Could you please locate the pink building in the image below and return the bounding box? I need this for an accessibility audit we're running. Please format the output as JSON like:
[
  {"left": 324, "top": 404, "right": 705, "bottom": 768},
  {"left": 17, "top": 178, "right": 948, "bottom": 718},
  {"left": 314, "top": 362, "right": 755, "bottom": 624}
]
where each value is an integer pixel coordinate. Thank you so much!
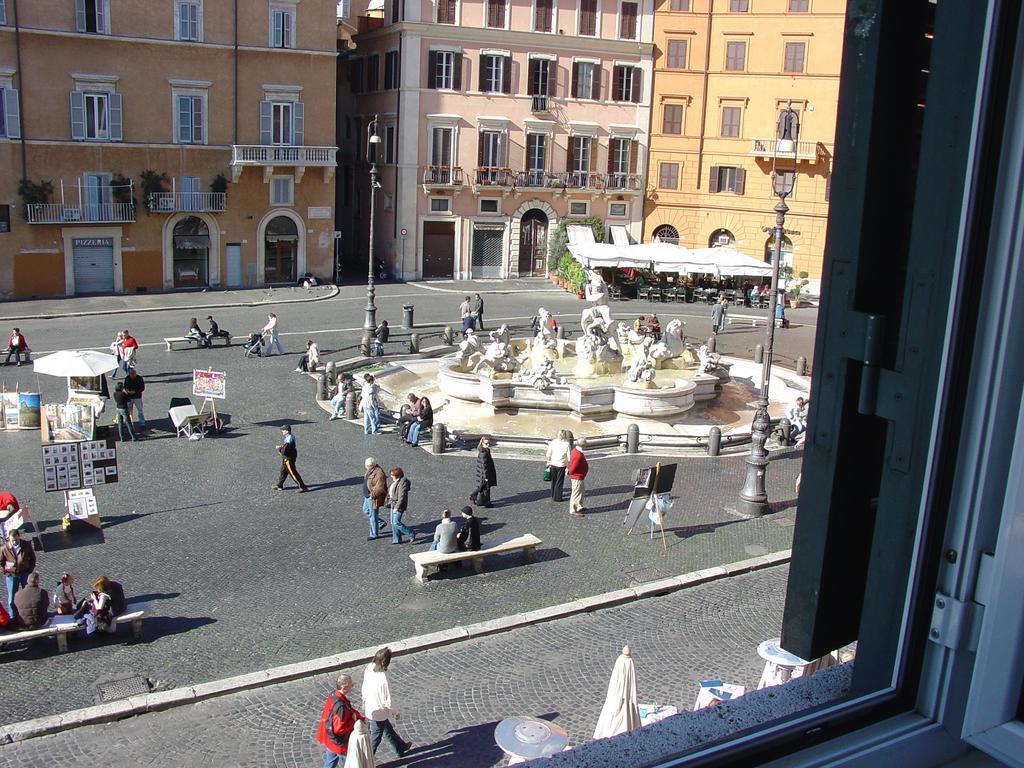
[{"left": 352, "top": 0, "right": 653, "bottom": 279}]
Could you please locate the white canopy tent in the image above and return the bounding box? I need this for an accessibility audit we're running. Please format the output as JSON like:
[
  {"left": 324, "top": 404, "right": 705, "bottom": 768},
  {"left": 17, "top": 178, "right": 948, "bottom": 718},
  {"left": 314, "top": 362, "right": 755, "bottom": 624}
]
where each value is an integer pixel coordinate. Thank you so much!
[{"left": 567, "top": 241, "right": 773, "bottom": 278}]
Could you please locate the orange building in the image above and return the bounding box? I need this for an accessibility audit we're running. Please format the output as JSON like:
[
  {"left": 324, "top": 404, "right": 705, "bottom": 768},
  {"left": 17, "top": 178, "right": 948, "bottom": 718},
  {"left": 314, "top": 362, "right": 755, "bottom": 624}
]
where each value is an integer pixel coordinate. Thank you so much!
[
  {"left": 0, "top": 0, "right": 338, "bottom": 298},
  {"left": 643, "top": 0, "right": 845, "bottom": 281}
]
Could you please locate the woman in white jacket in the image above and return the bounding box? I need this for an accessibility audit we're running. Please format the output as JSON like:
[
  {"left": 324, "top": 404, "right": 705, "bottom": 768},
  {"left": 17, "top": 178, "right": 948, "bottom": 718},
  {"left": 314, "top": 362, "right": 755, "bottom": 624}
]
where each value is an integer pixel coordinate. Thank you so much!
[
  {"left": 545, "top": 429, "right": 572, "bottom": 503},
  {"left": 360, "top": 647, "right": 411, "bottom": 757}
]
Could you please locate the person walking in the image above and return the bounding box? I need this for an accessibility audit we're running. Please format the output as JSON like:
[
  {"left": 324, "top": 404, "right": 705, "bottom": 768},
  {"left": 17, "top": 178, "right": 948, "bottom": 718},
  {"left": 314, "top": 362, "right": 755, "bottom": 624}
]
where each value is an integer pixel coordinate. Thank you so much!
[
  {"left": 362, "top": 457, "right": 388, "bottom": 540},
  {"left": 262, "top": 313, "right": 284, "bottom": 356},
  {"left": 386, "top": 467, "right": 416, "bottom": 544},
  {"left": 470, "top": 436, "right": 497, "bottom": 508},
  {"left": 2, "top": 529, "right": 35, "bottom": 618},
  {"left": 274, "top": 425, "right": 309, "bottom": 492},
  {"left": 360, "top": 647, "right": 412, "bottom": 758},
  {"left": 471, "top": 292, "right": 485, "bottom": 331},
  {"left": 545, "top": 430, "right": 572, "bottom": 503},
  {"left": 120, "top": 329, "right": 139, "bottom": 374},
  {"left": 456, "top": 506, "right": 481, "bottom": 551},
  {"left": 568, "top": 437, "right": 590, "bottom": 517},
  {"left": 372, "top": 320, "right": 389, "bottom": 357},
  {"left": 711, "top": 297, "right": 727, "bottom": 334},
  {"left": 316, "top": 673, "right": 365, "bottom": 768},
  {"left": 405, "top": 396, "right": 433, "bottom": 446},
  {"left": 123, "top": 368, "right": 146, "bottom": 428},
  {"left": 360, "top": 374, "right": 381, "bottom": 435},
  {"left": 459, "top": 296, "right": 474, "bottom": 337},
  {"left": 3, "top": 328, "right": 28, "bottom": 366},
  {"left": 113, "top": 382, "right": 136, "bottom": 442}
]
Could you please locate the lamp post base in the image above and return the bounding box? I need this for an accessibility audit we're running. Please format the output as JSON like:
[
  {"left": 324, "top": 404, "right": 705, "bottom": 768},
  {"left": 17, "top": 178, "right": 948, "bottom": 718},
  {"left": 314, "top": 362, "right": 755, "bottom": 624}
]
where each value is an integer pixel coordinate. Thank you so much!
[{"left": 737, "top": 400, "right": 771, "bottom": 517}]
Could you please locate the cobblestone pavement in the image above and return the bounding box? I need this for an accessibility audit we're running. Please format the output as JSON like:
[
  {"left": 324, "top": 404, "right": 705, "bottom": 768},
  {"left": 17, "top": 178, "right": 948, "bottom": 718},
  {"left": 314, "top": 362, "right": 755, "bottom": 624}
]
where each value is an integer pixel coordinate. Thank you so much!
[
  {"left": 0, "top": 290, "right": 806, "bottom": 724},
  {"left": 0, "top": 565, "right": 791, "bottom": 768}
]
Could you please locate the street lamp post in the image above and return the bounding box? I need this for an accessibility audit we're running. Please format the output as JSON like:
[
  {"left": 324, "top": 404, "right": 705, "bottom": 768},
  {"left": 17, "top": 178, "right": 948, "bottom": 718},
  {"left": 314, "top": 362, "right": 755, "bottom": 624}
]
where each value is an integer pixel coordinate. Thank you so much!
[
  {"left": 362, "top": 114, "right": 382, "bottom": 355},
  {"left": 737, "top": 103, "right": 799, "bottom": 517}
]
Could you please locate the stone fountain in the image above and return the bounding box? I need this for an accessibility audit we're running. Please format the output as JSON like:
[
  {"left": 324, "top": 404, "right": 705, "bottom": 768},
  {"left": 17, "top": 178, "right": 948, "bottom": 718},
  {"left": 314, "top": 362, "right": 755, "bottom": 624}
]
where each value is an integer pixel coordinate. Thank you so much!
[{"left": 436, "top": 271, "right": 731, "bottom": 421}]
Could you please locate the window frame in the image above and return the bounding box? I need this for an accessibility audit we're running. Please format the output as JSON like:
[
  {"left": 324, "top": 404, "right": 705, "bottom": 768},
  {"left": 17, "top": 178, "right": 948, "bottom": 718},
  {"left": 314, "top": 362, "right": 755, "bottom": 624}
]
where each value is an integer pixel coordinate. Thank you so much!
[
  {"left": 608, "top": 201, "right": 628, "bottom": 217},
  {"left": 729, "top": 0, "right": 749, "bottom": 11},
  {"left": 175, "top": 0, "right": 203, "bottom": 42},
  {"left": 658, "top": 161, "right": 679, "bottom": 190},
  {"left": 572, "top": 60, "right": 599, "bottom": 101},
  {"left": 270, "top": 175, "right": 294, "bottom": 206},
  {"left": 618, "top": 0, "right": 638, "bottom": 41},
  {"left": 84, "top": 91, "right": 110, "bottom": 140},
  {"left": 533, "top": 0, "right": 555, "bottom": 33},
  {"left": 436, "top": 0, "right": 458, "bottom": 24},
  {"left": 384, "top": 50, "right": 400, "bottom": 90},
  {"left": 577, "top": 0, "right": 599, "bottom": 37},
  {"left": 783, "top": 41, "right": 807, "bottom": 73},
  {"left": 173, "top": 91, "right": 207, "bottom": 145},
  {"left": 568, "top": 200, "right": 590, "bottom": 216},
  {"left": 75, "top": 0, "right": 110, "bottom": 35},
  {"left": 270, "top": 101, "right": 294, "bottom": 145},
  {"left": 725, "top": 40, "right": 747, "bottom": 71},
  {"left": 429, "top": 196, "right": 453, "bottom": 213},
  {"left": 478, "top": 197, "right": 501, "bottom": 215},
  {"left": 668, "top": 0, "right": 690, "bottom": 10},
  {"left": 526, "top": 132, "right": 547, "bottom": 185},
  {"left": 485, "top": 0, "right": 509, "bottom": 29},
  {"left": 269, "top": 5, "right": 296, "bottom": 49},
  {"left": 662, "top": 103, "right": 684, "bottom": 135},
  {"left": 788, "top": 0, "right": 809, "bottom": 11},
  {"left": 666, "top": 38, "right": 688, "bottom": 69},
  {"left": 480, "top": 53, "right": 506, "bottom": 94},
  {"left": 720, "top": 105, "right": 742, "bottom": 137},
  {"left": 434, "top": 50, "right": 456, "bottom": 90},
  {"left": 612, "top": 64, "right": 641, "bottom": 103}
]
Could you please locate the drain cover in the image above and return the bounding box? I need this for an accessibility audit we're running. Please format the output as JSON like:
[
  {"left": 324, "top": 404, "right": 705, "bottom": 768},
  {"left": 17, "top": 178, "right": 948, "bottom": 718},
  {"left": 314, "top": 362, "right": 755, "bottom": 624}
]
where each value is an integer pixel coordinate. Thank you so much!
[{"left": 97, "top": 676, "right": 152, "bottom": 702}]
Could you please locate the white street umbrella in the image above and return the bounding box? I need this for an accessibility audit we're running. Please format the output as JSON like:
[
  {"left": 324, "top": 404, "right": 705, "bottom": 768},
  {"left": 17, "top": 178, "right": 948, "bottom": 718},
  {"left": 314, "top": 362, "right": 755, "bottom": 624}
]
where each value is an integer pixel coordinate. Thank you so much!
[
  {"left": 344, "top": 720, "right": 376, "bottom": 768},
  {"left": 593, "top": 646, "right": 641, "bottom": 739},
  {"left": 33, "top": 350, "right": 119, "bottom": 378}
]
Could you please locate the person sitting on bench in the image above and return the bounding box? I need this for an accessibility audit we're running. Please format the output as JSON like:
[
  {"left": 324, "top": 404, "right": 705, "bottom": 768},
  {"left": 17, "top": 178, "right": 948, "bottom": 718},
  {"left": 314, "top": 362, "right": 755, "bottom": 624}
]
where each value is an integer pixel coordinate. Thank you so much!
[
  {"left": 76, "top": 576, "right": 126, "bottom": 635},
  {"left": 456, "top": 506, "right": 481, "bottom": 552},
  {"left": 13, "top": 572, "right": 49, "bottom": 630},
  {"left": 206, "top": 316, "right": 230, "bottom": 342},
  {"left": 187, "top": 317, "right": 211, "bottom": 348},
  {"left": 296, "top": 340, "right": 321, "bottom": 373},
  {"left": 406, "top": 397, "right": 433, "bottom": 446},
  {"left": 428, "top": 508, "right": 459, "bottom": 553},
  {"left": 329, "top": 373, "right": 356, "bottom": 420}
]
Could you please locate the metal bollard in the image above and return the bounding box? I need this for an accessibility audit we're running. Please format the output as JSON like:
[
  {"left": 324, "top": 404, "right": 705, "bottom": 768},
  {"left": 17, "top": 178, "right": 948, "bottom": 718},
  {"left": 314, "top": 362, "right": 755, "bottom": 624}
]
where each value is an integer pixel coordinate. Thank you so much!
[
  {"left": 626, "top": 423, "right": 640, "bottom": 454},
  {"left": 344, "top": 390, "right": 357, "bottom": 419},
  {"left": 556, "top": 324, "right": 565, "bottom": 340},
  {"left": 707, "top": 426, "right": 721, "bottom": 456},
  {"left": 779, "top": 418, "right": 792, "bottom": 445},
  {"left": 360, "top": 330, "right": 372, "bottom": 357},
  {"left": 409, "top": 333, "right": 420, "bottom": 353},
  {"left": 796, "top": 356, "right": 807, "bottom": 376},
  {"left": 706, "top": 335, "right": 717, "bottom": 353},
  {"left": 403, "top": 304, "right": 415, "bottom": 328},
  {"left": 442, "top": 326, "right": 454, "bottom": 345},
  {"left": 317, "top": 374, "right": 328, "bottom": 401},
  {"left": 432, "top": 423, "right": 446, "bottom": 454},
  {"left": 754, "top": 344, "right": 764, "bottom": 364}
]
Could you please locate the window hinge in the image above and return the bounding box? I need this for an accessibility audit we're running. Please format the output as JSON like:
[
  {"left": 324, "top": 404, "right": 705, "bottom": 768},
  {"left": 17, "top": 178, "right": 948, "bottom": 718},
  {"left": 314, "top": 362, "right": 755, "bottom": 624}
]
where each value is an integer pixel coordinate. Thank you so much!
[{"left": 928, "top": 592, "right": 982, "bottom": 651}]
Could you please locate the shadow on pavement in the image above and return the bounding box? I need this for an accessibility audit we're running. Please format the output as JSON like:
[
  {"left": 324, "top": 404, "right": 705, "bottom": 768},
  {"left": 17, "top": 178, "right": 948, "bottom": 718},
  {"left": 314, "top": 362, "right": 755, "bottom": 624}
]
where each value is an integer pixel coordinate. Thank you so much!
[
  {"left": 250, "top": 418, "right": 316, "bottom": 427},
  {"left": 380, "top": 718, "right": 507, "bottom": 768},
  {"left": 667, "top": 519, "right": 745, "bottom": 539}
]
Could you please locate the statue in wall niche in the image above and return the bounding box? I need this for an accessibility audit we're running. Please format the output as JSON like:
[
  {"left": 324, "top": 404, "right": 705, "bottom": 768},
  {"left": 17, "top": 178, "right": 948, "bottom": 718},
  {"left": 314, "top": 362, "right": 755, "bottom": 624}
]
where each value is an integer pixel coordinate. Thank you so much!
[
  {"left": 515, "top": 357, "right": 565, "bottom": 391},
  {"left": 456, "top": 328, "right": 483, "bottom": 369},
  {"left": 626, "top": 336, "right": 657, "bottom": 385},
  {"left": 650, "top": 319, "right": 688, "bottom": 362},
  {"left": 697, "top": 344, "right": 722, "bottom": 374}
]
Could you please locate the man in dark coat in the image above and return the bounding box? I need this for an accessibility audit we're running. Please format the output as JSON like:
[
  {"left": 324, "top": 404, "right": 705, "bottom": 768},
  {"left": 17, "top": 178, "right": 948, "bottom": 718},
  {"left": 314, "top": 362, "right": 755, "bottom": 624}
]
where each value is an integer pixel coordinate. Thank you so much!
[
  {"left": 2, "top": 529, "right": 36, "bottom": 618},
  {"left": 470, "top": 437, "right": 496, "bottom": 508},
  {"left": 363, "top": 457, "right": 388, "bottom": 540},
  {"left": 274, "top": 425, "right": 309, "bottom": 492},
  {"left": 456, "top": 506, "right": 481, "bottom": 551},
  {"left": 13, "top": 572, "right": 49, "bottom": 630}
]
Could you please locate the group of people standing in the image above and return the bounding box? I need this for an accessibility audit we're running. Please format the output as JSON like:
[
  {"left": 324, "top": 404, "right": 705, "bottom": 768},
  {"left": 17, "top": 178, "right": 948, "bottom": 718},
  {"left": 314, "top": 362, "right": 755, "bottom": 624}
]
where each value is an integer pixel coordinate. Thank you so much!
[
  {"left": 545, "top": 432, "right": 590, "bottom": 517},
  {"left": 458, "top": 293, "right": 485, "bottom": 336}
]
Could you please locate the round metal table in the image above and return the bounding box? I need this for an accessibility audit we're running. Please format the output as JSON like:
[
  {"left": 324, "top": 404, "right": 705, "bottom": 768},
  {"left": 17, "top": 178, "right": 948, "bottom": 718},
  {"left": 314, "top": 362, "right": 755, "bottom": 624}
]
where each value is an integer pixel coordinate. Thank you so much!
[{"left": 495, "top": 716, "right": 569, "bottom": 763}]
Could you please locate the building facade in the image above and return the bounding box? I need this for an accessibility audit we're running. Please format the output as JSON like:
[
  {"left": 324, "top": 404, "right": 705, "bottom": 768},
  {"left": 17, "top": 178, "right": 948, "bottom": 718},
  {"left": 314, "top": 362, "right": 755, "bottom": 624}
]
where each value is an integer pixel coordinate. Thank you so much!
[
  {"left": 352, "top": 0, "right": 654, "bottom": 280},
  {"left": 0, "top": 0, "right": 338, "bottom": 299},
  {"left": 643, "top": 0, "right": 844, "bottom": 280}
]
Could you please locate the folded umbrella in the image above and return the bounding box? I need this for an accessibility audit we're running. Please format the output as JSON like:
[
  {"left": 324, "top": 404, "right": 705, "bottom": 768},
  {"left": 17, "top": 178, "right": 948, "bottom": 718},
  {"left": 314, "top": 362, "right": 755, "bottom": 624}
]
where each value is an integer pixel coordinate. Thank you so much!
[
  {"left": 344, "top": 720, "right": 376, "bottom": 768},
  {"left": 33, "top": 350, "right": 119, "bottom": 378},
  {"left": 593, "top": 645, "right": 641, "bottom": 739}
]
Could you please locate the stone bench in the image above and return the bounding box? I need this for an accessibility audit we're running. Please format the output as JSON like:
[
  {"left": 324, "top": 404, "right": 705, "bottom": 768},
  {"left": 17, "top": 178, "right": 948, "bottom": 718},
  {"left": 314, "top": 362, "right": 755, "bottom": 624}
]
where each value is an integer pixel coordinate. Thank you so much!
[
  {"left": 164, "top": 335, "right": 231, "bottom": 351},
  {"left": 409, "top": 534, "right": 542, "bottom": 583},
  {"left": 0, "top": 601, "right": 149, "bottom": 653},
  {"left": 727, "top": 315, "right": 770, "bottom": 327}
]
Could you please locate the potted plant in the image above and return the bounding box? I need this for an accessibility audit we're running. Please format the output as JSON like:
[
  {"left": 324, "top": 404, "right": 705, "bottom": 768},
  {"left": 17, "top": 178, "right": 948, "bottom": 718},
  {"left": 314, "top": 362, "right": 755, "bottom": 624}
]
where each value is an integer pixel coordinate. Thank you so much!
[
  {"left": 210, "top": 173, "right": 228, "bottom": 211},
  {"left": 139, "top": 170, "right": 170, "bottom": 213},
  {"left": 18, "top": 178, "right": 54, "bottom": 220}
]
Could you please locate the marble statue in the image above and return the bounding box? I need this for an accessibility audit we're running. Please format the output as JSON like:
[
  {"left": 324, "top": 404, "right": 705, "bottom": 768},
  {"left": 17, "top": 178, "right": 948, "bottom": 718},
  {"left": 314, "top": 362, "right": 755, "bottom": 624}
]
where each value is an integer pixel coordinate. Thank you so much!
[
  {"left": 456, "top": 328, "right": 483, "bottom": 369},
  {"left": 534, "top": 308, "right": 557, "bottom": 347},
  {"left": 515, "top": 357, "right": 565, "bottom": 391},
  {"left": 650, "top": 319, "right": 687, "bottom": 362},
  {"left": 697, "top": 344, "right": 722, "bottom": 374},
  {"left": 489, "top": 324, "right": 511, "bottom": 346},
  {"left": 475, "top": 326, "right": 520, "bottom": 375},
  {"left": 626, "top": 336, "right": 657, "bottom": 386},
  {"left": 583, "top": 270, "right": 610, "bottom": 307}
]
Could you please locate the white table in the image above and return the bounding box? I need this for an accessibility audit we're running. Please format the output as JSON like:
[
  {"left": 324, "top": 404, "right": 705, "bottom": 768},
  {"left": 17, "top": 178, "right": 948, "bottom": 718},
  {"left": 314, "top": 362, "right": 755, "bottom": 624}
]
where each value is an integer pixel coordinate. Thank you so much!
[
  {"left": 757, "top": 638, "right": 839, "bottom": 689},
  {"left": 692, "top": 683, "right": 746, "bottom": 711},
  {"left": 639, "top": 703, "right": 679, "bottom": 725}
]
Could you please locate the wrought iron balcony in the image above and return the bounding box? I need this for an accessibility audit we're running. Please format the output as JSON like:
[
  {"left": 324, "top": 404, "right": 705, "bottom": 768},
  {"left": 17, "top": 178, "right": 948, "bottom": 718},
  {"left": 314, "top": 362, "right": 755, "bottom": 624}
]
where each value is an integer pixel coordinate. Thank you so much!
[
  {"left": 421, "top": 165, "right": 464, "bottom": 189},
  {"left": 531, "top": 95, "right": 550, "bottom": 113},
  {"left": 25, "top": 202, "right": 135, "bottom": 224},
  {"left": 750, "top": 138, "right": 825, "bottom": 162},
  {"left": 604, "top": 173, "right": 642, "bottom": 192},
  {"left": 473, "top": 167, "right": 515, "bottom": 189},
  {"left": 148, "top": 192, "right": 226, "bottom": 213},
  {"left": 517, "top": 170, "right": 549, "bottom": 188},
  {"left": 230, "top": 144, "right": 338, "bottom": 182}
]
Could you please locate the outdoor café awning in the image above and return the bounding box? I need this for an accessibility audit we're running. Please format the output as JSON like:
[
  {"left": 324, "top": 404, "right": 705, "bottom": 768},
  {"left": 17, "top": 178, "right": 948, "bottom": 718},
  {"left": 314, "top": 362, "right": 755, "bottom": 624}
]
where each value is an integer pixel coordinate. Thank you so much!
[{"left": 567, "top": 241, "right": 772, "bottom": 277}]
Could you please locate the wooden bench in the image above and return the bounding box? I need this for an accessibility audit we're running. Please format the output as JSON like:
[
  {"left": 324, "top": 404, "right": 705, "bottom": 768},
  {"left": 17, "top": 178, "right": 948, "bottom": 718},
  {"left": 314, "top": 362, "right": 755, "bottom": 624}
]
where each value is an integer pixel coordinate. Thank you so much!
[
  {"left": 409, "top": 534, "right": 542, "bottom": 583},
  {"left": 164, "top": 334, "right": 231, "bottom": 351},
  {"left": 0, "top": 601, "right": 149, "bottom": 653}
]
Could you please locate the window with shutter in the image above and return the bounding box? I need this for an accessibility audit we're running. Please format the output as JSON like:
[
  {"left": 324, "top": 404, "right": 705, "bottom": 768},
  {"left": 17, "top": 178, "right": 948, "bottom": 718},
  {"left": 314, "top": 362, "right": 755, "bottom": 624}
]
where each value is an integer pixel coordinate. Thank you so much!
[
  {"left": 669, "top": 0, "right": 690, "bottom": 9},
  {"left": 573, "top": 62, "right": 597, "bottom": 100},
  {"left": 292, "top": 102, "right": 304, "bottom": 146},
  {"left": 789, "top": 0, "right": 809, "bottom": 11},
  {"left": 270, "top": 7, "right": 294, "bottom": 48},
  {"left": 784, "top": 42, "right": 806, "bottom": 73},
  {"left": 486, "top": 0, "right": 505, "bottom": 28},
  {"left": 658, "top": 162, "right": 679, "bottom": 190},
  {"left": 427, "top": 51, "right": 438, "bottom": 89},
  {"left": 721, "top": 106, "right": 741, "bottom": 137},
  {"left": 729, "top": 0, "right": 749, "bottom": 11},
  {"left": 270, "top": 176, "right": 294, "bottom": 206},
  {"left": 437, "top": 0, "right": 457, "bottom": 24},
  {"left": 0, "top": 88, "right": 19, "bottom": 139},
  {"left": 579, "top": 0, "right": 597, "bottom": 36},
  {"left": 534, "top": 0, "right": 553, "bottom": 31},
  {"left": 0, "top": 0, "right": 6, "bottom": 26},
  {"left": 725, "top": 41, "right": 746, "bottom": 71},
  {"left": 368, "top": 55, "right": 380, "bottom": 91},
  {"left": 176, "top": 95, "right": 204, "bottom": 144},
  {"left": 453, "top": 52, "right": 463, "bottom": 90},
  {"left": 480, "top": 55, "right": 504, "bottom": 93},
  {"left": 526, "top": 134, "right": 546, "bottom": 185},
  {"left": 259, "top": 100, "right": 272, "bottom": 144},
  {"left": 77, "top": 0, "right": 107, "bottom": 33},
  {"left": 107, "top": 93, "right": 122, "bottom": 141},
  {"left": 619, "top": 2, "right": 638, "bottom": 40},
  {"left": 176, "top": 1, "right": 201, "bottom": 41},
  {"left": 734, "top": 167, "right": 746, "bottom": 194},
  {"left": 708, "top": 165, "right": 719, "bottom": 193},
  {"left": 384, "top": 51, "right": 399, "bottom": 90},
  {"left": 662, "top": 104, "right": 683, "bottom": 134},
  {"left": 631, "top": 68, "right": 642, "bottom": 103},
  {"left": 667, "top": 40, "right": 687, "bottom": 69},
  {"left": 503, "top": 56, "right": 512, "bottom": 93},
  {"left": 270, "top": 102, "right": 294, "bottom": 145}
]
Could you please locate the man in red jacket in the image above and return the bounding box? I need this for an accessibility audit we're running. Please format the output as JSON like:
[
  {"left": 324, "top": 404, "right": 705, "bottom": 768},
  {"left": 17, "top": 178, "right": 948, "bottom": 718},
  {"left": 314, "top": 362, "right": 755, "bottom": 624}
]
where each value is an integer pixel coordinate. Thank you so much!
[
  {"left": 316, "top": 673, "right": 364, "bottom": 767},
  {"left": 568, "top": 438, "right": 589, "bottom": 517}
]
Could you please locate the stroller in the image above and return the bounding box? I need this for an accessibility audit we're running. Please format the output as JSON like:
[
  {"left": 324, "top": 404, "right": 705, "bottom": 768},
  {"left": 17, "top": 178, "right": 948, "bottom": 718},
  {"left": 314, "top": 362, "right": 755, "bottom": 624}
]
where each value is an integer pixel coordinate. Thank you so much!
[{"left": 242, "top": 332, "right": 267, "bottom": 358}]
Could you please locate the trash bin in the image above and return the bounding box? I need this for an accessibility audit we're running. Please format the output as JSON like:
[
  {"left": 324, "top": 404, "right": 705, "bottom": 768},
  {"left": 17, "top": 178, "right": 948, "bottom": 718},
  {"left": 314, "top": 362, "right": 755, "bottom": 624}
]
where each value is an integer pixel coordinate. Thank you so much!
[{"left": 403, "top": 304, "right": 415, "bottom": 329}]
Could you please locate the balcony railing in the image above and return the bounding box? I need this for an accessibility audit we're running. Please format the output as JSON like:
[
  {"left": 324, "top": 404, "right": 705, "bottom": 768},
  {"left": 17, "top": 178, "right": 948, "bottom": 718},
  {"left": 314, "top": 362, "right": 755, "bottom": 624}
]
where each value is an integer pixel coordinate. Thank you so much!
[
  {"left": 148, "top": 192, "right": 226, "bottom": 213},
  {"left": 25, "top": 202, "right": 136, "bottom": 224},
  {"left": 422, "top": 165, "right": 464, "bottom": 186},
  {"left": 231, "top": 145, "right": 337, "bottom": 166},
  {"left": 531, "top": 95, "right": 550, "bottom": 113},
  {"left": 604, "top": 172, "right": 642, "bottom": 192},
  {"left": 474, "top": 167, "right": 515, "bottom": 187},
  {"left": 750, "top": 138, "right": 824, "bottom": 161}
]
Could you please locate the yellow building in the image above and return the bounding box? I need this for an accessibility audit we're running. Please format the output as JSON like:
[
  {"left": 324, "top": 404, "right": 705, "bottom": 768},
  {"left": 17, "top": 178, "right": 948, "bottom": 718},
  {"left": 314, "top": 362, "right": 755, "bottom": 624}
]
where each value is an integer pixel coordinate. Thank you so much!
[
  {"left": 0, "top": 0, "right": 338, "bottom": 298},
  {"left": 643, "top": 0, "right": 845, "bottom": 281}
]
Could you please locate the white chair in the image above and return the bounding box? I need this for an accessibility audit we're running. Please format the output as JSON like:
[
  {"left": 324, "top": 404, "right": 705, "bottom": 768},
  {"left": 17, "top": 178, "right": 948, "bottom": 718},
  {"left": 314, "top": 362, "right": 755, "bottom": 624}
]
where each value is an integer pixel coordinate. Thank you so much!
[{"left": 169, "top": 404, "right": 206, "bottom": 439}]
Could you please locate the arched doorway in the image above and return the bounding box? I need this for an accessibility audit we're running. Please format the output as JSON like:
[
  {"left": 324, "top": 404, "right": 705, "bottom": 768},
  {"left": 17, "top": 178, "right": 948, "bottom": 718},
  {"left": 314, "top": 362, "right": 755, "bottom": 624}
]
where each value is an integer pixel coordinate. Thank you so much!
[
  {"left": 764, "top": 234, "right": 793, "bottom": 266},
  {"left": 264, "top": 216, "right": 298, "bottom": 283},
  {"left": 709, "top": 228, "right": 735, "bottom": 248},
  {"left": 652, "top": 225, "right": 679, "bottom": 245},
  {"left": 173, "top": 216, "right": 210, "bottom": 288},
  {"left": 518, "top": 209, "right": 549, "bottom": 276}
]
